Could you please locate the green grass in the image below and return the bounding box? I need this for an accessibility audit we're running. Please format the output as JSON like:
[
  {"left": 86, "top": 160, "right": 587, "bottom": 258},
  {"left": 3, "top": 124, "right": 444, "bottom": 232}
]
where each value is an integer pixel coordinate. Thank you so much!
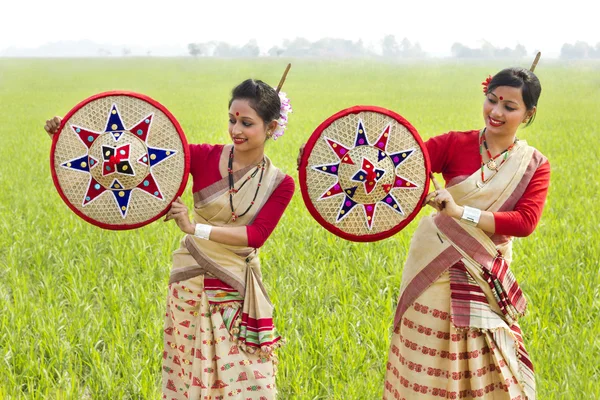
[{"left": 0, "top": 58, "right": 598, "bottom": 399}]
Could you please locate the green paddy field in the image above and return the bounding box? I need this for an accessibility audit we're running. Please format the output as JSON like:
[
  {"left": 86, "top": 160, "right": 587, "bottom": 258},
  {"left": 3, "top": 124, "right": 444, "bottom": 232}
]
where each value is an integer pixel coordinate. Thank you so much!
[{"left": 0, "top": 58, "right": 598, "bottom": 399}]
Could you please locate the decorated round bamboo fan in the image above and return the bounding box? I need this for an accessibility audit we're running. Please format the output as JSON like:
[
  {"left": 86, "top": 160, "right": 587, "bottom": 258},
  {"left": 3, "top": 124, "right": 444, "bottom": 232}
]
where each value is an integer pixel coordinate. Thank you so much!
[
  {"left": 299, "top": 106, "right": 430, "bottom": 242},
  {"left": 50, "top": 91, "right": 190, "bottom": 230}
]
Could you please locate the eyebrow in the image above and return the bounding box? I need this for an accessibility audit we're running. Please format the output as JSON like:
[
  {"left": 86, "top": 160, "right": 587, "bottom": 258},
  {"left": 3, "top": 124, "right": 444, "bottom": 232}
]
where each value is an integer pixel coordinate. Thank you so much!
[{"left": 489, "top": 92, "right": 519, "bottom": 106}]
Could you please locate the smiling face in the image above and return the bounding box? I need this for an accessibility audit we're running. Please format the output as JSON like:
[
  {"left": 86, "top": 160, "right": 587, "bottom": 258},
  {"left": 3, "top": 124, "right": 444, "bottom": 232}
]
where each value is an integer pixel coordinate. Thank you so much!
[
  {"left": 483, "top": 85, "right": 535, "bottom": 137},
  {"left": 228, "top": 99, "right": 272, "bottom": 152}
]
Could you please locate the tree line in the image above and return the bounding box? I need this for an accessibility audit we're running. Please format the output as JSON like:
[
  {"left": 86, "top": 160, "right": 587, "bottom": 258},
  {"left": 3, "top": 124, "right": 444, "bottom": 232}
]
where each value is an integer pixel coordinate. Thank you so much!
[
  {"left": 188, "top": 36, "right": 425, "bottom": 58},
  {"left": 559, "top": 41, "right": 600, "bottom": 59},
  {"left": 188, "top": 37, "right": 600, "bottom": 59}
]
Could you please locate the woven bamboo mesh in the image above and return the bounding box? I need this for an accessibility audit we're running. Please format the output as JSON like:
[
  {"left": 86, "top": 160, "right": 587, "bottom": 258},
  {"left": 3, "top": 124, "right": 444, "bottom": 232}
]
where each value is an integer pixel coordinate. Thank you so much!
[
  {"left": 305, "top": 111, "right": 426, "bottom": 236},
  {"left": 53, "top": 96, "right": 186, "bottom": 226}
]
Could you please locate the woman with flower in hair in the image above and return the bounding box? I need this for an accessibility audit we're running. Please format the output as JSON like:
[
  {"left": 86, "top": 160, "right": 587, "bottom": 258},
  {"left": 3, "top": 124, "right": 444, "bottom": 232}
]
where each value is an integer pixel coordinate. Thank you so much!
[
  {"left": 46, "top": 78, "right": 293, "bottom": 399},
  {"left": 295, "top": 65, "right": 548, "bottom": 399},
  {"left": 159, "top": 78, "right": 294, "bottom": 399},
  {"left": 44, "top": 77, "right": 293, "bottom": 399},
  {"left": 381, "top": 67, "right": 549, "bottom": 400}
]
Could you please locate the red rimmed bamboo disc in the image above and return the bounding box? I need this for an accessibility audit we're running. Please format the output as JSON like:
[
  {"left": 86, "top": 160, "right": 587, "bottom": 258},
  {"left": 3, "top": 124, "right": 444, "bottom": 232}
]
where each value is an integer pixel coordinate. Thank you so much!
[
  {"left": 50, "top": 91, "right": 190, "bottom": 230},
  {"left": 299, "top": 106, "right": 430, "bottom": 242}
]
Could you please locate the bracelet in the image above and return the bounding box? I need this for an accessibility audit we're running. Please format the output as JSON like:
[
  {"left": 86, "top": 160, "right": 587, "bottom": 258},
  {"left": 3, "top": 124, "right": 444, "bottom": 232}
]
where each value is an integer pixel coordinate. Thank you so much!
[
  {"left": 194, "top": 223, "right": 212, "bottom": 240},
  {"left": 461, "top": 206, "right": 481, "bottom": 226}
]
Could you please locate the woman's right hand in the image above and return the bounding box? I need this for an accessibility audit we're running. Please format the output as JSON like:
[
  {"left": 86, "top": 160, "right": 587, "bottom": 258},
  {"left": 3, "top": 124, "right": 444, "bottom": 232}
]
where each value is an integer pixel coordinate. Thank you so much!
[
  {"left": 164, "top": 196, "right": 195, "bottom": 235},
  {"left": 44, "top": 116, "right": 62, "bottom": 139},
  {"left": 296, "top": 143, "right": 305, "bottom": 170}
]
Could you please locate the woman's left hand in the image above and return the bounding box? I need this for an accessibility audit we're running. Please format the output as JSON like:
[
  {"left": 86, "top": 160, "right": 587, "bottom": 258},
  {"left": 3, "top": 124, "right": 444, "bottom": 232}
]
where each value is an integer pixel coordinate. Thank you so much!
[
  {"left": 423, "top": 173, "right": 463, "bottom": 219},
  {"left": 164, "top": 197, "right": 195, "bottom": 234}
]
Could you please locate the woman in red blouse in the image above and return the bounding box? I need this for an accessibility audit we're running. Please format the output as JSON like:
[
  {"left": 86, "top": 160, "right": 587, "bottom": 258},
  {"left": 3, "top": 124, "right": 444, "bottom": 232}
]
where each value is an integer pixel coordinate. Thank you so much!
[
  {"left": 160, "top": 79, "right": 294, "bottom": 399},
  {"left": 383, "top": 67, "right": 548, "bottom": 400},
  {"left": 45, "top": 79, "right": 294, "bottom": 399}
]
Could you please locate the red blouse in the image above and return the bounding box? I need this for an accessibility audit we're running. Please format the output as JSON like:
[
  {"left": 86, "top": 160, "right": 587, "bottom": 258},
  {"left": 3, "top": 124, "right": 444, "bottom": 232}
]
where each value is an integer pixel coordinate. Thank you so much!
[
  {"left": 425, "top": 130, "right": 550, "bottom": 237},
  {"left": 189, "top": 144, "right": 295, "bottom": 248}
]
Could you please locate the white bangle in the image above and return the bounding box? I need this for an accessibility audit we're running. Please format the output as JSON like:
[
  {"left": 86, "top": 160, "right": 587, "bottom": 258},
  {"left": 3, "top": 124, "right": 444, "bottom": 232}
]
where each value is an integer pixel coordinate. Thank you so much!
[
  {"left": 194, "top": 223, "right": 212, "bottom": 240},
  {"left": 461, "top": 206, "right": 481, "bottom": 226}
]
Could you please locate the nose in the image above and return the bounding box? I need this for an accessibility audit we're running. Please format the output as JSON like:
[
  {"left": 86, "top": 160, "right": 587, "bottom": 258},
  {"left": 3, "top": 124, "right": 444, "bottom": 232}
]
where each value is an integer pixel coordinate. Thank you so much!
[
  {"left": 489, "top": 103, "right": 502, "bottom": 119},
  {"left": 231, "top": 122, "right": 243, "bottom": 135}
]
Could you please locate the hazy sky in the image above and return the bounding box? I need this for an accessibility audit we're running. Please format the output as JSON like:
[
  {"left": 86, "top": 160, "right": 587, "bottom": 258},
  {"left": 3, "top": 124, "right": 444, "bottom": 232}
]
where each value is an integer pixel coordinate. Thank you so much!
[{"left": 3, "top": 0, "right": 598, "bottom": 57}]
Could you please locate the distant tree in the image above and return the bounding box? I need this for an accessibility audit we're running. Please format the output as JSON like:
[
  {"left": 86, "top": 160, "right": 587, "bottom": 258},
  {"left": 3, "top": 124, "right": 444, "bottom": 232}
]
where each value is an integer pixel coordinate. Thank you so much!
[
  {"left": 239, "top": 39, "right": 260, "bottom": 57},
  {"left": 188, "top": 40, "right": 258, "bottom": 58},
  {"left": 514, "top": 44, "right": 524, "bottom": 58},
  {"left": 573, "top": 41, "right": 592, "bottom": 58},
  {"left": 560, "top": 41, "right": 593, "bottom": 59},
  {"left": 280, "top": 37, "right": 312, "bottom": 57},
  {"left": 451, "top": 42, "right": 484, "bottom": 58},
  {"left": 122, "top": 47, "right": 131, "bottom": 56},
  {"left": 213, "top": 42, "right": 234, "bottom": 57},
  {"left": 481, "top": 41, "right": 496, "bottom": 58},
  {"left": 267, "top": 46, "right": 284, "bottom": 57},
  {"left": 560, "top": 43, "right": 576, "bottom": 59},
  {"left": 198, "top": 41, "right": 217, "bottom": 57},
  {"left": 451, "top": 42, "right": 468, "bottom": 57},
  {"left": 399, "top": 38, "right": 411, "bottom": 53},
  {"left": 188, "top": 43, "right": 202, "bottom": 57},
  {"left": 398, "top": 38, "right": 425, "bottom": 58},
  {"left": 382, "top": 35, "right": 400, "bottom": 57},
  {"left": 213, "top": 42, "right": 231, "bottom": 57}
]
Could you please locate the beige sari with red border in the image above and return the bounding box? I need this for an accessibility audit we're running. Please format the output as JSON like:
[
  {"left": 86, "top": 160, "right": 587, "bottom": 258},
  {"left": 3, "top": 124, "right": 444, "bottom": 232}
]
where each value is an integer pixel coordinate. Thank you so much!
[
  {"left": 162, "top": 145, "right": 287, "bottom": 400},
  {"left": 384, "top": 139, "right": 547, "bottom": 400}
]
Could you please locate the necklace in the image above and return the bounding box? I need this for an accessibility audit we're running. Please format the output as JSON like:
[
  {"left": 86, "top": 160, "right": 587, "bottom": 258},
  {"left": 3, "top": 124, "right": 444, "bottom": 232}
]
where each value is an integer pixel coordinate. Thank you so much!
[
  {"left": 228, "top": 148, "right": 265, "bottom": 222},
  {"left": 479, "top": 130, "right": 518, "bottom": 182}
]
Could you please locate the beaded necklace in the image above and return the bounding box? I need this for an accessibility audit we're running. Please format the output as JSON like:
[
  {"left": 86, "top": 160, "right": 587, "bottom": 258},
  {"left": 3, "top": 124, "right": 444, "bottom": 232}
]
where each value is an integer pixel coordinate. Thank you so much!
[
  {"left": 479, "top": 129, "right": 518, "bottom": 182},
  {"left": 228, "top": 148, "right": 266, "bottom": 222}
]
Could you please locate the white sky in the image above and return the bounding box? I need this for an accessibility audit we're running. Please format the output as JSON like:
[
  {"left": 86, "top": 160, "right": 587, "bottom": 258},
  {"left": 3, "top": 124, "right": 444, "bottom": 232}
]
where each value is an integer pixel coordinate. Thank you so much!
[{"left": 2, "top": 0, "right": 598, "bottom": 57}]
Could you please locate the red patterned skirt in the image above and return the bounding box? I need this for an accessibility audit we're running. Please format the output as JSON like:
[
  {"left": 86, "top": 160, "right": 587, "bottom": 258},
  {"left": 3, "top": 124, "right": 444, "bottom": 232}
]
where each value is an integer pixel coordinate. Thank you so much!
[
  {"left": 162, "top": 275, "right": 277, "bottom": 400},
  {"left": 383, "top": 271, "right": 527, "bottom": 400}
]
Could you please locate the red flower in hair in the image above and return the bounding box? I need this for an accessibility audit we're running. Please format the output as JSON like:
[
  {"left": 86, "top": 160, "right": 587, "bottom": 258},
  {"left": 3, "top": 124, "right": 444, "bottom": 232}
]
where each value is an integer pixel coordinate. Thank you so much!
[{"left": 482, "top": 75, "right": 492, "bottom": 94}]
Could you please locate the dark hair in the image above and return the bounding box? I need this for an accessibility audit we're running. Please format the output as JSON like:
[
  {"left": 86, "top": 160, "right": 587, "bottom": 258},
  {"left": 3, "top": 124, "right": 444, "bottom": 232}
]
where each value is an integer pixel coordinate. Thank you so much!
[
  {"left": 486, "top": 67, "right": 541, "bottom": 126},
  {"left": 228, "top": 79, "right": 281, "bottom": 125}
]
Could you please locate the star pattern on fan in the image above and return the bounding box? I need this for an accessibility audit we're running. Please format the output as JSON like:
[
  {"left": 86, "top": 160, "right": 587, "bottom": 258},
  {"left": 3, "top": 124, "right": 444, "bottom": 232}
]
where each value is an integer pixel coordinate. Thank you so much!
[
  {"left": 351, "top": 157, "right": 386, "bottom": 195},
  {"left": 60, "top": 104, "right": 176, "bottom": 217},
  {"left": 312, "top": 119, "right": 418, "bottom": 229}
]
